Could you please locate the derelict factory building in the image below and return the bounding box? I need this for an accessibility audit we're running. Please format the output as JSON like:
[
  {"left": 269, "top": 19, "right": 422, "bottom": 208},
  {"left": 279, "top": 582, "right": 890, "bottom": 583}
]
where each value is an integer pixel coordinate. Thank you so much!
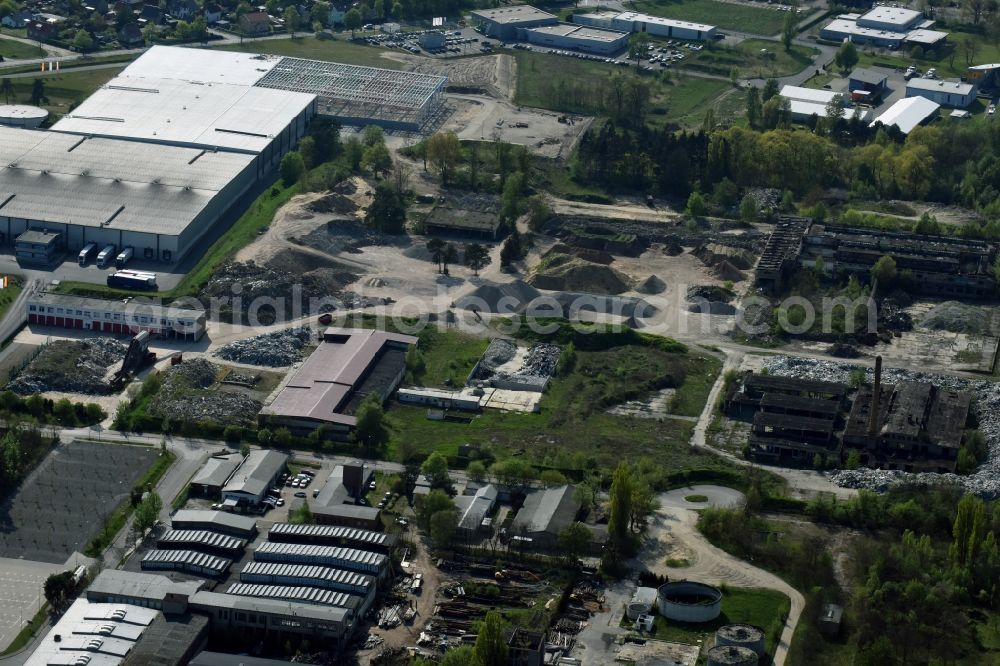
[{"left": 0, "top": 46, "right": 446, "bottom": 265}]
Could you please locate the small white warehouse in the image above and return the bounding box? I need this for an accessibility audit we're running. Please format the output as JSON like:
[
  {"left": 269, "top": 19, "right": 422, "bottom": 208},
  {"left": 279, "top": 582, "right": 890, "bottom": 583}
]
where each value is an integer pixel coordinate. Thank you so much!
[
  {"left": 906, "top": 78, "right": 977, "bottom": 108},
  {"left": 871, "top": 96, "right": 941, "bottom": 134},
  {"left": 573, "top": 11, "right": 717, "bottom": 41}
]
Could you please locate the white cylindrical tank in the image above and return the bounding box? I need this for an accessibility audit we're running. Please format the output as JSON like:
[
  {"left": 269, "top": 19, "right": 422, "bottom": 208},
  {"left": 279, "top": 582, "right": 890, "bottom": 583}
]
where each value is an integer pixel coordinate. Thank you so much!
[
  {"left": 0, "top": 105, "right": 48, "bottom": 128},
  {"left": 715, "top": 624, "right": 766, "bottom": 657},
  {"left": 627, "top": 586, "right": 657, "bottom": 619},
  {"left": 707, "top": 645, "right": 759, "bottom": 666},
  {"left": 656, "top": 581, "right": 723, "bottom": 622}
]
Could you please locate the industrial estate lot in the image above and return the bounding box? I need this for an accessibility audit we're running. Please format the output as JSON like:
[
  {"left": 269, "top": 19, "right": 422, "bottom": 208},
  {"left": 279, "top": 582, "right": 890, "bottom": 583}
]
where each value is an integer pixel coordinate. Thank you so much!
[{"left": 2, "top": 0, "right": 1000, "bottom": 664}]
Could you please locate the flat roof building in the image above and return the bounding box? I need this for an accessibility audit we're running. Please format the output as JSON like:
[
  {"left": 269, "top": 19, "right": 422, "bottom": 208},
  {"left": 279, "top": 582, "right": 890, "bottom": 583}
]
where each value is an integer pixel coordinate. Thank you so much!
[
  {"left": 470, "top": 5, "right": 558, "bottom": 40},
  {"left": 309, "top": 464, "right": 382, "bottom": 529},
  {"left": 524, "top": 23, "right": 629, "bottom": 55},
  {"left": 25, "top": 599, "right": 160, "bottom": 666},
  {"left": 221, "top": 449, "right": 288, "bottom": 509},
  {"left": 820, "top": 11, "right": 947, "bottom": 48},
  {"left": 189, "top": 591, "right": 353, "bottom": 652},
  {"left": 27, "top": 292, "right": 207, "bottom": 341},
  {"left": 906, "top": 77, "right": 977, "bottom": 108},
  {"left": 171, "top": 509, "right": 258, "bottom": 538},
  {"left": 573, "top": 10, "right": 717, "bottom": 41},
  {"left": 260, "top": 328, "right": 416, "bottom": 437},
  {"left": 871, "top": 96, "right": 941, "bottom": 134},
  {"left": 0, "top": 125, "right": 260, "bottom": 264},
  {"left": 86, "top": 570, "right": 206, "bottom": 613}
]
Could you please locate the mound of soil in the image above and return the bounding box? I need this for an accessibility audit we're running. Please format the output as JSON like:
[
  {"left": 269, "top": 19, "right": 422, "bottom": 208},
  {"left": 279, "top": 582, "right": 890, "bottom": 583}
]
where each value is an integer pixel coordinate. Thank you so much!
[
  {"left": 694, "top": 243, "right": 755, "bottom": 270},
  {"left": 662, "top": 243, "right": 684, "bottom": 256},
  {"left": 686, "top": 285, "right": 735, "bottom": 303},
  {"left": 828, "top": 343, "right": 863, "bottom": 358},
  {"left": 711, "top": 260, "right": 746, "bottom": 283},
  {"left": 636, "top": 275, "right": 667, "bottom": 295},
  {"left": 528, "top": 253, "right": 632, "bottom": 295},
  {"left": 454, "top": 280, "right": 542, "bottom": 313},
  {"left": 544, "top": 243, "right": 614, "bottom": 265}
]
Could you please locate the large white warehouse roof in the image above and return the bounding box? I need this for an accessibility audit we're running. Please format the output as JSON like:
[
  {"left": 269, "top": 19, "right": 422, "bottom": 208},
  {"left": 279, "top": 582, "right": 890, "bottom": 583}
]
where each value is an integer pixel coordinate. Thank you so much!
[
  {"left": 871, "top": 96, "right": 940, "bottom": 134},
  {"left": 53, "top": 75, "right": 315, "bottom": 154},
  {"left": 117, "top": 45, "right": 283, "bottom": 85},
  {"left": 0, "top": 127, "right": 254, "bottom": 235}
]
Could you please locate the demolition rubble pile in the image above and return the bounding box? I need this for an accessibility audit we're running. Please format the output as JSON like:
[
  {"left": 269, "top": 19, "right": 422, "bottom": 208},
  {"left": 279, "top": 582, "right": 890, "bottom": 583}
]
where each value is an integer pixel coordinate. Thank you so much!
[
  {"left": 214, "top": 327, "right": 312, "bottom": 367},
  {"left": 764, "top": 356, "right": 1000, "bottom": 497}
]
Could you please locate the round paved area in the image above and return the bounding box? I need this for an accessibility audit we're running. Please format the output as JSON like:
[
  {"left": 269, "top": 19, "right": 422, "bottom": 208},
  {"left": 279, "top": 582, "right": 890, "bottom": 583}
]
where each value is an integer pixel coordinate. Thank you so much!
[{"left": 660, "top": 484, "right": 745, "bottom": 510}]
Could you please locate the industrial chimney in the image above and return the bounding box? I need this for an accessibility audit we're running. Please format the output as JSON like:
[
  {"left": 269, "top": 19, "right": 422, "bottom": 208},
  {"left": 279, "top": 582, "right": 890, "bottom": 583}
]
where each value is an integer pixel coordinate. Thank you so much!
[{"left": 868, "top": 356, "right": 882, "bottom": 437}]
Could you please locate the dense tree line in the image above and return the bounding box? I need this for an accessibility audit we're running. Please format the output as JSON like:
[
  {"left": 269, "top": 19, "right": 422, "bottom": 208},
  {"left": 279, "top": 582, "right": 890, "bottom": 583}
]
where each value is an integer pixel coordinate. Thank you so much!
[{"left": 573, "top": 106, "right": 1000, "bottom": 237}]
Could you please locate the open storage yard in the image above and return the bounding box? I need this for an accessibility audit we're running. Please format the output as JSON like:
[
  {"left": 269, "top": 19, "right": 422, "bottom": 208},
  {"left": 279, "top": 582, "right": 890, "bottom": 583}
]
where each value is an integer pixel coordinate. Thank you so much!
[{"left": 0, "top": 441, "right": 156, "bottom": 563}]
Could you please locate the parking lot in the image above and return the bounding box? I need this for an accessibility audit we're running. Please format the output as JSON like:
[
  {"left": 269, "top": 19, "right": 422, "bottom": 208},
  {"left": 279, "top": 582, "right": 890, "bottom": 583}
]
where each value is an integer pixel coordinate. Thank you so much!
[
  {"left": 0, "top": 442, "right": 157, "bottom": 563},
  {"left": 0, "top": 557, "right": 61, "bottom": 652}
]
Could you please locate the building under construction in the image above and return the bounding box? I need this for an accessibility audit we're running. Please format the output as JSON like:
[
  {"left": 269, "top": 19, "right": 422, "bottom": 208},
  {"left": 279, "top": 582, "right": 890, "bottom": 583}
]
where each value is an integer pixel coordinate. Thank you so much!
[
  {"left": 755, "top": 221, "right": 998, "bottom": 299},
  {"left": 843, "top": 357, "right": 972, "bottom": 472}
]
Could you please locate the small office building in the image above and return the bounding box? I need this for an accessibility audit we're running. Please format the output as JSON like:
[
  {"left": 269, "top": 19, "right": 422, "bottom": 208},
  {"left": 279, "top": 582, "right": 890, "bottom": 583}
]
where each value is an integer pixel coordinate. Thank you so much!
[
  {"left": 906, "top": 78, "right": 977, "bottom": 108},
  {"left": 523, "top": 23, "right": 629, "bottom": 55}
]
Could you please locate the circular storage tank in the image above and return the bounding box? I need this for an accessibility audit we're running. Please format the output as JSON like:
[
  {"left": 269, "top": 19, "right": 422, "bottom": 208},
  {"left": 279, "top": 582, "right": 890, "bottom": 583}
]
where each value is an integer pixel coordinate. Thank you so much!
[
  {"left": 0, "top": 105, "right": 48, "bottom": 128},
  {"left": 715, "top": 624, "right": 766, "bottom": 657},
  {"left": 707, "top": 645, "right": 759, "bottom": 666},
  {"left": 656, "top": 581, "right": 723, "bottom": 622},
  {"left": 627, "top": 586, "right": 657, "bottom": 620}
]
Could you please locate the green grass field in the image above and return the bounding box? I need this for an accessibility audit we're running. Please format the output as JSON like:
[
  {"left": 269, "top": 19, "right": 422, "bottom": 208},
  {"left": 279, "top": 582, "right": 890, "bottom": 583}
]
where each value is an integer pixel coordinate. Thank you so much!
[
  {"left": 387, "top": 336, "right": 723, "bottom": 472},
  {"left": 514, "top": 50, "right": 729, "bottom": 128},
  {"left": 633, "top": 0, "right": 789, "bottom": 35},
  {"left": 217, "top": 36, "right": 402, "bottom": 68},
  {"left": 0, "top": 279, "right": 23, "bottom": 332},
  {"left": 683, "top": 39, "right": 817, "bottom": 79},
  {"left": 5, "top": 66, "right": 125, "bottom": 115},
  {"left": 0, "top": 36, "right": 45, "bottom": 60},
  {"left": 644, "top": 587, "right": 791, "bottom": 655}
]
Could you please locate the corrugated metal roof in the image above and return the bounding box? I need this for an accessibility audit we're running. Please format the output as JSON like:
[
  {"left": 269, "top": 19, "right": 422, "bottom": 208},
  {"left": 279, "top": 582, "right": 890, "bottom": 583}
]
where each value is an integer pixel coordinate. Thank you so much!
[
  {"left": 240, "top": 561, "right": 373, "bottom": 591},
  {"left": 226, "top": 583, "right": 362, "bottom": 610},
  {"left": 141, "top": 549, "right": 231, "bottom": 576},
  {"left": 254, "top": 541, "right": 386, "bottom": 572},
  {"left": 189, "top": 591, "right": 349, "bottom": 625},
  {"left": 158, "top": 529, "right": 247, "bottom": 552},
  {"left": 190, "top": 455, "right": 242, "bottom": 488},
  {"left": 268, "top": 522, "right": 393, "bottom": 548}
]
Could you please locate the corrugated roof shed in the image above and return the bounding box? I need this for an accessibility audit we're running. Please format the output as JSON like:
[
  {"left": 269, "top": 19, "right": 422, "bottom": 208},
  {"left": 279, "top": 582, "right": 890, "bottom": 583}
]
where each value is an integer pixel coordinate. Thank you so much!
[
  {"left": 254, "top": 541, "right": 387, "bottom": 573},
  {"left": 189, "top": 590, "right": 350, "bottom": 624},
  {"left": 871, "top": 96, "right": 940, "bottom": 134},
  {"left": 171, "top": 509, "right": 257, "bottom": 535},
  {"left": 158, "top": 529, "right": 247, "bottom": 553},
  {"left": 222, "top": 449, "right": 288, "bottom": 499},
  {"left": 226, "top": 583, "right": 362, "bottom": 611},
  {"left": 268, "top": 522, "right": 395, "bottom": 549},
  {"left": 190, "top": 454, "right": 242, "bottom": 489},
  {"left": 240, "top": 561, "right": 373, "bottom": 591},
  {"left": 512, "top": 485, "right": 580, "bottom": 536},
  {"left": 141, "top": 549, "right": 232, "bottom": 576}
]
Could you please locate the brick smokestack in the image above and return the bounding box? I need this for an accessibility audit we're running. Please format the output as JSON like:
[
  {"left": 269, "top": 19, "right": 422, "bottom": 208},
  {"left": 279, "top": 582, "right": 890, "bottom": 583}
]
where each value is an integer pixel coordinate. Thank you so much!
[{"left": 868, "top": 356, "right": 882, "bottom": 437}]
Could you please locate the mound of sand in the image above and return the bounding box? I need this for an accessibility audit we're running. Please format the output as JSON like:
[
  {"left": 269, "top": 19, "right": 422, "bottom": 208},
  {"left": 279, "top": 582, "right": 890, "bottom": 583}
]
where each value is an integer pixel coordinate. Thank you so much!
[
  {"left": 711, "top": 260, "right": 746, "bottom": 283},
  {"left": 528, "top": 253, "right": 632, "bottom": 295},
  {"left": 636, "top": 275, "right": 667, "bottom": 295},
  {"left": 454, "top": 280, "right": 543, "bottom": 313},
  {"left": 694, "top": 243, "right": 755, "bottom": 270},
  {"left": 920, "top": 301, "right": 989, "bottom": 335}
]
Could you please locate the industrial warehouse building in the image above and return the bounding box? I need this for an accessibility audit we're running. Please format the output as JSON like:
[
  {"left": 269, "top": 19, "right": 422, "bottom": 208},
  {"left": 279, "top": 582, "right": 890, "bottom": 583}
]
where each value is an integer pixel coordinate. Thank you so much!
[
  {"left": 524, "top": 23, "right": 629, "bottom": 55},
  {"left": 260, "top": 328, "right": 416, "bottom": 438},
  {"left": 573, "top": 11, "right": 717, "bottom": 41},
  {"left": 310, "top": 464, "right": 382, "bottom": 528},
  {"left": 820, "top": 7, "right": 947, "bottom": 48},
  {"left": 906, "top": 78, "right": 977, "bottom": 108},
  {"left": 0, "top": 45, "right": 446, "bottom": 268},
  {"left": 511, "top": 484, "right": 582, "bottom": 550},
  {"left": 26, "top": 292, "right": 207, "bottom": 340},
  {"left": 221, "top": 449, "right": 288, "bottom": 510},
  {"left": 871, "top": 96, "right": 941, "bottom": 134},
  {"left": 189, "top": 453, "right": 243, "bottom": 497},
  {"left": 471, "top": 5, "right": 558, "bottom": 40},
  {"left": 171, "top": 509, "right": 258, "bottom": 539}
]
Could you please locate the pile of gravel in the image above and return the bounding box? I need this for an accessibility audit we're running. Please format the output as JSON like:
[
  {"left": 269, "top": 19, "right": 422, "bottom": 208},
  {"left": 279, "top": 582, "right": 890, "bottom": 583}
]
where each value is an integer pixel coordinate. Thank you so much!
[
  {"left": 636, "top": 275, "right": 667, "bottom": 295},
  {"left": 215, "top": 327, "right": 312, "bottom": 367},
  {"left": 920, "top": 301, "right": 988, "bottom": 335},
  {"left": 149, "top": 359, "right": 260, "bottom": 426},
  {"left": 454, "top": 280, "right": 542, "bottom": 314},
  {"left": 763, "top": 356, "right": 1000, "bottom": 497}
]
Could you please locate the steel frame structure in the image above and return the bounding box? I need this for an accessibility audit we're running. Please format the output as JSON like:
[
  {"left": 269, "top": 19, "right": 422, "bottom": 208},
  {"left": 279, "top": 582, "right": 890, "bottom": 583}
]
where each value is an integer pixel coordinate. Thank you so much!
[{"left": 256, "top": 57, "right": 447, "bottom": 131}]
